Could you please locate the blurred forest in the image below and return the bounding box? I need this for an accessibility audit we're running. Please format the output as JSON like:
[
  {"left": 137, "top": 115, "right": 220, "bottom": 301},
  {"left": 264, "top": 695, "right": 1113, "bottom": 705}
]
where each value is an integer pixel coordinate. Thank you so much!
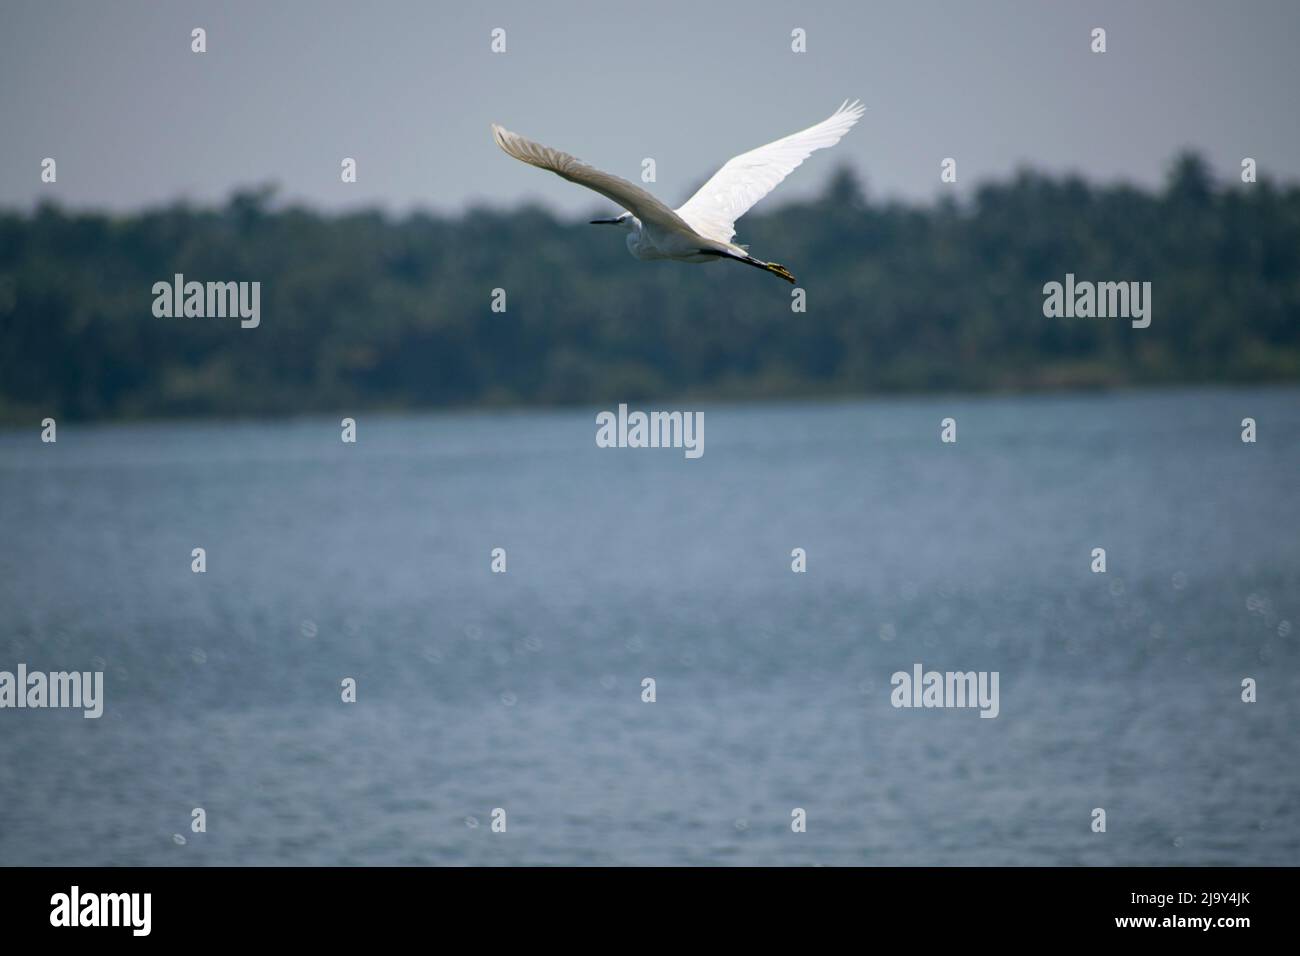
[{"left": 1, "top": 152, "right": 1298, "bottom": 423}]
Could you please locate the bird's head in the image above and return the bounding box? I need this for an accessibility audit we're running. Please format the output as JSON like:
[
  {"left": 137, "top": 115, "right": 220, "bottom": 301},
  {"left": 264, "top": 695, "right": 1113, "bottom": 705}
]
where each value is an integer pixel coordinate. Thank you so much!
[{"left": 589, "top": 212, "right": 637, "bottom": 231}]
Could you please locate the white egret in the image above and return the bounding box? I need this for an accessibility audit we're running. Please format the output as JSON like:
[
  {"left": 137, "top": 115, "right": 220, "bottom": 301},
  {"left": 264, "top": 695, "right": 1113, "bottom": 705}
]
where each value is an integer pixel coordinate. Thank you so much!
[{"left": 491, "top": 100, "right": 865, "bottom": 284}]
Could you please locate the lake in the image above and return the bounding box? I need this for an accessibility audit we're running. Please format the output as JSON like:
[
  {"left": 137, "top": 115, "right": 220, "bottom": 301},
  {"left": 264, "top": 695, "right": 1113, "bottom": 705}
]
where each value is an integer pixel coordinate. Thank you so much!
[{"left": 0, "top": 386, "right": 1296, "bottom": 865}]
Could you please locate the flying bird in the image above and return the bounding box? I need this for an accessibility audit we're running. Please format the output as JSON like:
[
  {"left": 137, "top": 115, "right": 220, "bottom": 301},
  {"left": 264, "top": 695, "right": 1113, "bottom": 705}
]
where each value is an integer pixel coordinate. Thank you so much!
[{"left": 491, "top": 100, "right": 865, "bottom": 284}]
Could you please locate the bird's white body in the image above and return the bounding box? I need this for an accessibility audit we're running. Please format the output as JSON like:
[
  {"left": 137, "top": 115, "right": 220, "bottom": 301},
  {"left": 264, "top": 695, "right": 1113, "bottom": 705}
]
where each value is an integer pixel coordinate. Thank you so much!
[
  {"left": 492, "top": 100, "right": 865, "bottom": 284},
  {"left": 618, "top": 216, "right": 718, "bottom": 262}
]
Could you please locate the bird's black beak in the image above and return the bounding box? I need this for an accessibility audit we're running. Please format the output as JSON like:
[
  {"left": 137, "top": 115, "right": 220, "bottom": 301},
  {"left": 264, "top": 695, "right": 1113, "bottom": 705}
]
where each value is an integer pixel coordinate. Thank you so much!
[{"left": 589, "top": 217, "right": 621, "bottom": 225}]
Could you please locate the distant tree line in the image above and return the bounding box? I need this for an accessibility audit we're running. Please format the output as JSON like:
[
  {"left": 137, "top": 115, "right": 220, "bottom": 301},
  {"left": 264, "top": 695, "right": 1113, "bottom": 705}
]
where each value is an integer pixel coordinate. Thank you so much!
[{"left": 1, "top": 152, "right": 1297, "bottom": 423}]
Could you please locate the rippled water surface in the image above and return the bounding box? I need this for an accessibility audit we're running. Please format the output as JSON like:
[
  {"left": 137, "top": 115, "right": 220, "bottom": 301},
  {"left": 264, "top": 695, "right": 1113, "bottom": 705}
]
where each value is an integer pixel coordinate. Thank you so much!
[{"left": 1, "top": 387, "right": 1297, "bottom": 865}]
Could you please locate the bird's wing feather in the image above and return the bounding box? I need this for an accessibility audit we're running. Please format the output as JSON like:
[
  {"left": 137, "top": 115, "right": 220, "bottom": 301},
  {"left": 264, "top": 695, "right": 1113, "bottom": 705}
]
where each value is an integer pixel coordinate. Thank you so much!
[
  {"left": 674, "top": 99, "right": 865, "bottom": 244},
  {"left": 492, "top": 123, "right": 695, "bottom": 233}
]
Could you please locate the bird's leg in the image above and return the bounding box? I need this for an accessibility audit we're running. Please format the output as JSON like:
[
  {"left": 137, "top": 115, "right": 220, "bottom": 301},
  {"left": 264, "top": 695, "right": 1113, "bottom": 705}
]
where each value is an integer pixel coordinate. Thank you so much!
[{"left": 702, "top": 249, "right": 798, "bottom": 284}]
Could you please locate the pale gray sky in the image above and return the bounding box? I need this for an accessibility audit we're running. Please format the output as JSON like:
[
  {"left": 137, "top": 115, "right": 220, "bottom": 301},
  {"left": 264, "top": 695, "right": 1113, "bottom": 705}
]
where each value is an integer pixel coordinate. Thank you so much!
[{"left": 2, "top": 0, "right": 1297, "bottom": 216}]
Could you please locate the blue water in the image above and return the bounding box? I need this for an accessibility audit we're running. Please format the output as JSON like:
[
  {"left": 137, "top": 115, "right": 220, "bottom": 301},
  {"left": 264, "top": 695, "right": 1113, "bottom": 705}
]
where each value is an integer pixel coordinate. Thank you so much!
[{"left": 0, "top": 386, "right": 1297, "bottom": 865}]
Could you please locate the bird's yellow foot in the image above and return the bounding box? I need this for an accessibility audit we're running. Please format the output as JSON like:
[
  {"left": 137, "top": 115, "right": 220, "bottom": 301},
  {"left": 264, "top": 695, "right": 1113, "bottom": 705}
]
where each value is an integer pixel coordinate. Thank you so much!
[{"left": 765, "top": 262, "right": 797, "bottom": 284}]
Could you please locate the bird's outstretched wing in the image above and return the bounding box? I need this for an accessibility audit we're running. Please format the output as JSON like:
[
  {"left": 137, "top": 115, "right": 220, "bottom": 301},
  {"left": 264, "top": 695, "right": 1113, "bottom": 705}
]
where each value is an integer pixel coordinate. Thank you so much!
[
  {"left": 674, "top": 100, "right": 865, "bottom": 245},
  {"left": 492, "top": 123, "right": 694, "bottom": 233}
]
